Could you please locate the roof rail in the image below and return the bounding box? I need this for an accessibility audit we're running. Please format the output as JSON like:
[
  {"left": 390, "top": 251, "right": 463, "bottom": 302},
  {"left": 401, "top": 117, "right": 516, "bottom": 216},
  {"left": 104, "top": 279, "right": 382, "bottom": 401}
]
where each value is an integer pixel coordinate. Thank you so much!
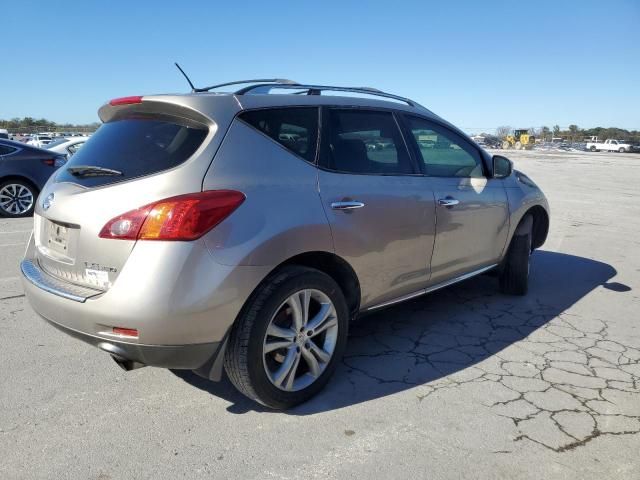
[
  {"left": 234, "top": 83, "right": 422, "bottom": 108},
  {"left": 194, "top": 78, "right": 298, "bottom": 93}
]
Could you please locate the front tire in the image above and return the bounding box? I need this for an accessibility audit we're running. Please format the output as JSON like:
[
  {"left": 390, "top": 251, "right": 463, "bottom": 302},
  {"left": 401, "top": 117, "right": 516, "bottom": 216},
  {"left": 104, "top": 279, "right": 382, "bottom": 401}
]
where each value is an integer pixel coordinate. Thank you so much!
[
  {"left": 499, "top": 219, "right": 532, "bottom": 296},
  {"left": 224, "top": 266, "right": 349, "bottom": 409}
]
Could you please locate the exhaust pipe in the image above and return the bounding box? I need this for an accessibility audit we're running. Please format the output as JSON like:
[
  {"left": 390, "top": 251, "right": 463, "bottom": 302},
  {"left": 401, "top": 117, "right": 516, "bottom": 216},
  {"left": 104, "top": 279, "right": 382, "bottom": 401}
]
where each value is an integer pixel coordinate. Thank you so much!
[
  {"left": 111, "top": 354, "right": 145, "bottom": 371},
  {"left": 97, "top": 341, "right": 146, "bottom": 371}
]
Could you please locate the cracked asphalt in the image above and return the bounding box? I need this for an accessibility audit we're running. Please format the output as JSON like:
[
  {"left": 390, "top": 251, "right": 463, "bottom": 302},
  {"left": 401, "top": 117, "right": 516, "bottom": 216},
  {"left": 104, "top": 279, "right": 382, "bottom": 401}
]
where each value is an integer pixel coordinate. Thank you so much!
[{"left": 1, "top": 150, "right": 639, "bottom": 479}]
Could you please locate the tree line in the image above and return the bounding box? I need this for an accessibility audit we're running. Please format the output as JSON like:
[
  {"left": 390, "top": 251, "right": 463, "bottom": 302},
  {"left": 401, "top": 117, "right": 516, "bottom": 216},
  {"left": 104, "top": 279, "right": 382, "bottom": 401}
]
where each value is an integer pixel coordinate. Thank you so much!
[
  {"left": 494, "top": 125, "right": 640, "bottom": 143},
  {"left": 3, "top": 116, "right": 639, "bottom": 144},
  {"left": 0, "top": 117, "right": 99, "bottom": 133}
]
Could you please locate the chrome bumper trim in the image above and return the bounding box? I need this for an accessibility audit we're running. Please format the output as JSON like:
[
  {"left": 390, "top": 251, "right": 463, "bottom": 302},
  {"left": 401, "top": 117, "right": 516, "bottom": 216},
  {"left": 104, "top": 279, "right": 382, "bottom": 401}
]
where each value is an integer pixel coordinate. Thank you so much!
[{"left": 20, "top": 259, "right": 102, "bottom": 303}]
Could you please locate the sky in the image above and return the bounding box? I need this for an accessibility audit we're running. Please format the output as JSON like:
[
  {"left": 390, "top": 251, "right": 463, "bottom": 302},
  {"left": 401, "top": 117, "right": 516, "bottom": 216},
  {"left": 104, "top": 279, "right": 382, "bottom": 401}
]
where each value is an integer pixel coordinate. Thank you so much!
[{"left": 2, "top": 0, "right": 639, "bottom": 133}]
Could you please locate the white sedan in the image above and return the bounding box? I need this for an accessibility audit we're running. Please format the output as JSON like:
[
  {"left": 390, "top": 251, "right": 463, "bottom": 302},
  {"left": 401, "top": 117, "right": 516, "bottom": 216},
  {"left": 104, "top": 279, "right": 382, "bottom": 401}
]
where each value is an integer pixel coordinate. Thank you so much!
[
  {"left": 26, "top": 134, "right": 53, "bottom": 148},
  {"left": 46, "top": 136, "right": 89, "bottom": 158}
]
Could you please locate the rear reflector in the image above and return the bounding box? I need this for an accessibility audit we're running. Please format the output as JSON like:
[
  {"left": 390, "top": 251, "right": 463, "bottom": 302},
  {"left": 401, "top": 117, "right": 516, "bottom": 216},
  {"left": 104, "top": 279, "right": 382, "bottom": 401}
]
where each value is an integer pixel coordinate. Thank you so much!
[
  {"left": 113, "top": 327, "right": 138, "bottom": 337},
  {"left": 99, "top": 190, "right": 245, "bottom": 241},
  {"left": 109, "top": 96, "right": 143, "bottom": 106}
]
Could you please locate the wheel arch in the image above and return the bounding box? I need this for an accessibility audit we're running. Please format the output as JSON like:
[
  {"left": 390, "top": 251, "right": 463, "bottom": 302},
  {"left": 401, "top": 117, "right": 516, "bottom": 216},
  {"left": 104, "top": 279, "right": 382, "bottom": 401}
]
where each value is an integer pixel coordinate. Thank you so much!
[
  {"left": 236, "top": 250, "right": 362, "bottom": 326},
  {"left": 279, "top": 251, "right": 361, "bottom": 317},
  {"left": 513, "top": 205, "right": 548, "bottom": 250}
]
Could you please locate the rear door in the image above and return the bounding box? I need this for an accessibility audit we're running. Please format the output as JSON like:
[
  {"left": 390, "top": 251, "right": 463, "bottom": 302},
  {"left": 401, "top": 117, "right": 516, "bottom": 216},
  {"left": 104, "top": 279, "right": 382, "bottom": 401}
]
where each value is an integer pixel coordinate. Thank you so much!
[
  {"left": 317, "top": 108, "right": 436, "bottom": 308},
  {"left": 402, "top": 115, "right": 509, "bottom": 284}
]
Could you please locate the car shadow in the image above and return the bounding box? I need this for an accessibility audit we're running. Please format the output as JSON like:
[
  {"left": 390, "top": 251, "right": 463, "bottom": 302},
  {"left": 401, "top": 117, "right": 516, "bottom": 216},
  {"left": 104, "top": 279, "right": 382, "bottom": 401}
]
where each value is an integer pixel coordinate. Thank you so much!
[{"left": 172, "top": 250, "right": 621, "bottom": 414}]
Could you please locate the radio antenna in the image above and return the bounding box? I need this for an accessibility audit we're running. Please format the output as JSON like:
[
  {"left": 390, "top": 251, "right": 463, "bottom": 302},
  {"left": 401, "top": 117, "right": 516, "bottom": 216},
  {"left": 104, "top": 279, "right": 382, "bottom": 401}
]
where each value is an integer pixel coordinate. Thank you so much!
[{"left": 174, "top": 62, "right": 196, "bottom": 92}]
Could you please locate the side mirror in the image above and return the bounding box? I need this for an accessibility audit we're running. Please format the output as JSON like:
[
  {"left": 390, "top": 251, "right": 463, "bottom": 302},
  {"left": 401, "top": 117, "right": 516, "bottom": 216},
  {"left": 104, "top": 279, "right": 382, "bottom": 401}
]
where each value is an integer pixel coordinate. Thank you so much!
[{"left": 492, "top": 155, "right": 513, "bottom": 179}]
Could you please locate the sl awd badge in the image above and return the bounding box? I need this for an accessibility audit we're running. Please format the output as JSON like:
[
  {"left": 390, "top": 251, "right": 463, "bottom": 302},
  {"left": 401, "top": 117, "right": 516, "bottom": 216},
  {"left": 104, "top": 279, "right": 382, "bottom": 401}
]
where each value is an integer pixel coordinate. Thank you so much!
[{"left": 43, "top": 193, "right": 54, "bottom": 211}]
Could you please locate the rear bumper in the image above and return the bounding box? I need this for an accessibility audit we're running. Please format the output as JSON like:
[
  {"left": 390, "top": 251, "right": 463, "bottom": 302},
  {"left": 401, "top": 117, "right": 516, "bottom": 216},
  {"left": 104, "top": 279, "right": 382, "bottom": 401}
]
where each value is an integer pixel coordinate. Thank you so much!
[
  {"left": 20, "top": 237, "right": 272, "bottom": 370},
  {"left": 22, "top": 257, "right": 220, "bottom": 369},
  {"left": 45, "top": 315, "right": 220, "bottom": 369}
]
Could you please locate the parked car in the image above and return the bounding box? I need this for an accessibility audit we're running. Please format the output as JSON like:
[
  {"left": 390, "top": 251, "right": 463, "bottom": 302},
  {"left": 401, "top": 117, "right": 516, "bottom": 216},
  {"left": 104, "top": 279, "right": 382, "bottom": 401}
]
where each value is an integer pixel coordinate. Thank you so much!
[
  {"left": 586, "top": 138, "right": 632, "bottom": 153},
  {"left": 20, "top": 81, "right": 549, "bottom": 409},
  {"left": 26, "top": 134, "right": 53, "bottom": 148},
  {"left": 46, "top": 136, "right": 89, "bottom": 158},
  {"left": 0, "top": 129, "right": 9, "bottom": 140},
  {"left": 0, "top": 139, "right": 67, "bottom": 217}
]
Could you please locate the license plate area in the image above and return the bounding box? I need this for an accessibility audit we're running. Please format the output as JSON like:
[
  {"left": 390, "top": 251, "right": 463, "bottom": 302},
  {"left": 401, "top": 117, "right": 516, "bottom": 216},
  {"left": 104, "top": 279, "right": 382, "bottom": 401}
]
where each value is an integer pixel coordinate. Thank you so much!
[
  {"left": 37, "top": 218, "right": 78, "bottom": 264},
  {"left": 48, "top": 222, "right": 69, "bottom": 254}
]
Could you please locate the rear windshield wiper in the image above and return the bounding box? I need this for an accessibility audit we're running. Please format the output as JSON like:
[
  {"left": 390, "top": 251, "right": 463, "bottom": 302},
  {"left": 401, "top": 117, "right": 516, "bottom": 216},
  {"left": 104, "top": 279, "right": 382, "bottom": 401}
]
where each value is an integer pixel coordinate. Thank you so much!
[{"left": 67, "top": 165, "right": 123, "bottom": 177}]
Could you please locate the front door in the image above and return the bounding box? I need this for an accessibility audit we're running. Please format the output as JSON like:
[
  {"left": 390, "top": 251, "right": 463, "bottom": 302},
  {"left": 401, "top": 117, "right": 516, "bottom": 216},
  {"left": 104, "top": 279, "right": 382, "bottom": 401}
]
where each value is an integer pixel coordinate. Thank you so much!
[
  {"left": 402, "top": 115, "right": 510, "bottom": 284},
  {"left": 318, "top": 108, "right": 436, "bottom": 308}
]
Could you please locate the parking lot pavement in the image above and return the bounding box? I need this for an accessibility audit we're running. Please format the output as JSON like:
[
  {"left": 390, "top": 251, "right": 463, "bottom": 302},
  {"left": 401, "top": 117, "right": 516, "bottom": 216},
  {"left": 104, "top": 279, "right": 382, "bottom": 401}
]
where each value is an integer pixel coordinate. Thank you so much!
[{"left": 1, "top": 150, "right": 639, "bottom": 479}]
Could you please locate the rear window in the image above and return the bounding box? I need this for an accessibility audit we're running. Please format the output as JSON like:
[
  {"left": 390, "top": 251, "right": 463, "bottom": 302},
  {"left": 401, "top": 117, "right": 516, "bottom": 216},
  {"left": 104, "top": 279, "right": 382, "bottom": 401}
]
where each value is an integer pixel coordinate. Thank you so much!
[{"left": 55, "top": 117, "right": 208, "bottom": 188}]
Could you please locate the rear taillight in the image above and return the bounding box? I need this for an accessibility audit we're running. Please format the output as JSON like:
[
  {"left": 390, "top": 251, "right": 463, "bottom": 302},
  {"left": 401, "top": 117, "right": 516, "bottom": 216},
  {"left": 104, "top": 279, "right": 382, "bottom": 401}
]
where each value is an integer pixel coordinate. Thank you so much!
[
  {"left": 109, "top": 95, "right": 143, "bottom": 106},
  {"left": 42, "top": 156, "right": 68, "bottom": 167},
  {"left": 99, "top": 190, "right": 245, "bottom": 241}
]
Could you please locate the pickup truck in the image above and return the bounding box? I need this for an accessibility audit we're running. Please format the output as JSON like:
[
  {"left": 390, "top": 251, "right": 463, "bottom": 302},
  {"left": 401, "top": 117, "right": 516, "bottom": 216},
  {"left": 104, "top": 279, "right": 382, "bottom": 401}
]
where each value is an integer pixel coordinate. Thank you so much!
[{"left": 586, "top": 139, "right": 632, "bottom": 153}]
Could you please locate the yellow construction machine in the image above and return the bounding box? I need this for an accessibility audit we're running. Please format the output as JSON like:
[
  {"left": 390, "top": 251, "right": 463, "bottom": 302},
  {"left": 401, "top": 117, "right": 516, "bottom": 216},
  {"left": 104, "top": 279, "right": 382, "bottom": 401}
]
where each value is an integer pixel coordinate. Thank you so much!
[{"left": 502, "top": 129, "right": 535, "bottom": 150}]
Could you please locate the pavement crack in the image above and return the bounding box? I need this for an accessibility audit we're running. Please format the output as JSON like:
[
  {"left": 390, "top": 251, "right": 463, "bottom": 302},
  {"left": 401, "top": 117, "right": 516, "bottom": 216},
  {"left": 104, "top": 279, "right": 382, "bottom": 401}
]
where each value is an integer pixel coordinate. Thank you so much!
[{"left": 0, "top": 294, "right": 25, "bottom": 301}]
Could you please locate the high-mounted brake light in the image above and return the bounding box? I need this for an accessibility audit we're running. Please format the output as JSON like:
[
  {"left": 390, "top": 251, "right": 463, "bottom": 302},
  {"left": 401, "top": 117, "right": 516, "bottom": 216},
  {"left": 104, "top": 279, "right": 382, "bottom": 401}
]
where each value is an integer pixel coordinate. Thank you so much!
[
  {"left": 109, "top": 96, "right": 143, "bottom": 106},
  {"left": 99, "top": 190, "right": 245, "bottom": 241}
]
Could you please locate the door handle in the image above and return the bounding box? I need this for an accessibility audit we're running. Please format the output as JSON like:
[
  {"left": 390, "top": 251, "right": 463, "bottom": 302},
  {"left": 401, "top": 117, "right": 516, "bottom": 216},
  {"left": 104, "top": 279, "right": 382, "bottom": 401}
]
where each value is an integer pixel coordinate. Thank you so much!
[
  {"left": 331, "top": 201, "right": 365, "bottom": 210},
  {"left": 437, "top": 197, "right": 460, "bottom": 207}
]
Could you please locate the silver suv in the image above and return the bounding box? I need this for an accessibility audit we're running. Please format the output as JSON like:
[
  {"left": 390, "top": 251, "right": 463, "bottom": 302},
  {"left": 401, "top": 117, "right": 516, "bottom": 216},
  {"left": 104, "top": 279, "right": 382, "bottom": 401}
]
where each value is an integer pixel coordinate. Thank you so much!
[{"left": 21, "top": 80, "right": 549, "bottom": 409}]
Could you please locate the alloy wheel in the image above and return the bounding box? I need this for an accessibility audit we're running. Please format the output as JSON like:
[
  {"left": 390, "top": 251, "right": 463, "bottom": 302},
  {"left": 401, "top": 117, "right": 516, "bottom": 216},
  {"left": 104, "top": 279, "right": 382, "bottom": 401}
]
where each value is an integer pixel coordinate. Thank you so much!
[
  {"left": 0, "top": 184, "right": 34, "bottom": 215},
  {"left": 263, "top": 289, "right": 339, "bottom": 392}
]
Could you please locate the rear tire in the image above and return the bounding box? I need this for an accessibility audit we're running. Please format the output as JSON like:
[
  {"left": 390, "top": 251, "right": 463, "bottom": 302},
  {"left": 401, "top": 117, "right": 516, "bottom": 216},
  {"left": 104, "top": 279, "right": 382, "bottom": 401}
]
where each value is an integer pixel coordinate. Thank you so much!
[
  {"left": 0, "top": 179, "right": 37, "bottom": 218},
  {"left": 590, "top": 146, "right": 597, "bottom": 152},
  {"left": 499, "top": 221, "right": 532, "bottom": 296},
  {"left": 224, "top": 266, "right": 349, "bottom": 409}
]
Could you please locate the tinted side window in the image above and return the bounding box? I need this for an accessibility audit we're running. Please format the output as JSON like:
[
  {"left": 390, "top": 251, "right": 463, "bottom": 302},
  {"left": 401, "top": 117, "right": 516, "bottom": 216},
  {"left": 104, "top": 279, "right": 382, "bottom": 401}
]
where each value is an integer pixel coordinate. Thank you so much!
[
  {"left": 55, "top": 117, "right": 208, "bottom": 188},
  {"left": 239, "top": 107, "right": 318, "bottom": 163},
  {"left": 0, "top": 145, "right": 17, "bottom": 155},
  {"left": 323, "top": 109, "right": 413, "bottom": 175},
  {"left": 406, "top": 116, "right": 484, "bottom": 178}
]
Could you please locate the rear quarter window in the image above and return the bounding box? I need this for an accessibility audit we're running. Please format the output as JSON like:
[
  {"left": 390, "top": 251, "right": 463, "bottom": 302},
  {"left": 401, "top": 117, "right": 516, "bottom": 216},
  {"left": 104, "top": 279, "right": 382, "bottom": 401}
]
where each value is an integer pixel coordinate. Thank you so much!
[
  {"left": 55, "top": 117, "right": 208, "bottom": 188},
  {"left": 238, "top": 107, "right": 319, "bottom": 163}
]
